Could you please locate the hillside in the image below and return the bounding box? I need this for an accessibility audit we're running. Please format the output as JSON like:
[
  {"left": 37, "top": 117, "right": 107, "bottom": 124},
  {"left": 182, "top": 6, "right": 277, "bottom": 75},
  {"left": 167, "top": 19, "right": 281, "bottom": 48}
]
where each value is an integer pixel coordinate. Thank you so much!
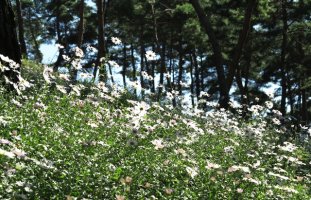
[{"left": 0, "top": 60, "right": 310, "bottom": 199}]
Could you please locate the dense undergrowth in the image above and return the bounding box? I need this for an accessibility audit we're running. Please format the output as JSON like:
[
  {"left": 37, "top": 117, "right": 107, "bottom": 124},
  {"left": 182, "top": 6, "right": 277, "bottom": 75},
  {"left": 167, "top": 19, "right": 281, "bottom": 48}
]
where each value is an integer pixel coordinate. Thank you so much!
[{"left": 0, "top": 59, "right": 310, "bottom": 199}]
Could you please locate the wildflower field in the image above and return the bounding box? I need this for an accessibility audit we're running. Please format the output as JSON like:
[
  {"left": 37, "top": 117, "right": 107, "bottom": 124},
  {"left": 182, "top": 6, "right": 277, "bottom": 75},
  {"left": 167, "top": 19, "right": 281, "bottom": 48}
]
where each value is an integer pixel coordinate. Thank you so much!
[{"left": 0, "top": 58, "right": 310, "bottom": 199}]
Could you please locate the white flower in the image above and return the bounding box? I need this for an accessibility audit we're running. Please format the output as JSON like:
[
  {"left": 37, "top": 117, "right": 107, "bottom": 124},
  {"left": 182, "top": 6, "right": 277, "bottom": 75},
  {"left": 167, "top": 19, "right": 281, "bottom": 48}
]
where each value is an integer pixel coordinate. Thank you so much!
[
  {"left": 111, "top": 37, "right": 122, "bottom": 45},
  {"left": 278, "top": 142, "right": 297, "bottom": 152},
  {"left": 0, "top": 54, "right": 14, "bottom": 63},
  {"left": 186, "top": 166, "right": 199, "bottom": 179},
  {"left": 71, "top": 59, "right": 82, "bottom": 70},
  {"left": 274, "top": 186, "right": 298, "bottom": 194},
  {"left": 266, "top": 91, "right": 274, "bottom": 98},
  {"left": 59, "top": 73, "right": 70, "bottom": 81},
  {"left": 206, "top": 161, "right": 221, "bottom": 170},
  {"left": 151, "top": 139, "right": 165, "bottom": 150},
  {"left": 55, "top": 44, "right": 64, "bottom": 49},
  {"left": 272, "top": 118, "right": 281, "bottom": 125},
  {"left": 145, "top": 50, "right": 156, "bottom": 61},
  {"left": 265, "top": 101, "right": 273, "bottom": 109},
  {"left": 18, "top": 75, "right": 32, "bottom": 89},
  {"left": 108, "top": 60, "right": 120, "bottom": 68},
  {"left": 11, "top": 99, "right": 22, "bottom": 107},
  {"left": 62, "top": 55, "right": 70, "bottom": 62},
  {"left": 237, "top": 188, "right": 243, "bottom": 193},
  {"left": 99, "top": 57, "right": 105, "bottom": 63},
  {"left": 73, "top": 47, "right": 84, "bottom": 58},
  {"left": 166, "top": 92, "right": 174, "bottom": 100},
  {"left": 252, "top": 160, "right": 261, "bottom": 168},
  {"left": 56, "top": 85, "right": 67, "bottom": 94},
  {"left": 129, "top": 81, "right": 141, "bottom": 89},
  {"left": 228, "top": 165, "right": 250, "bottom": 173},
  {"left": 141, "top": 71, "right": 149, "bottom": 78},
  {"left": 164, "top": 73, "right": 171, "bottom": 79},
  {"left": 12, "top": 148, "right": 27, "bottom": 158},
  {"left": 0, "top": 148, "right": 15, "bottom": 159},
  {"left": 199, "top": 91, "right": 210, "bottom": 98},
  {"left": 87, "top": 45, "right": 97, "bottom": 52}
]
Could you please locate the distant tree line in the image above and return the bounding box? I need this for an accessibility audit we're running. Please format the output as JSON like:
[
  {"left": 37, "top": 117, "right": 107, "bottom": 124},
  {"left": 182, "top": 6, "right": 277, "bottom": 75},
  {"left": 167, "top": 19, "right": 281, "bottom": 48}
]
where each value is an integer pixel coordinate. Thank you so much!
[{"left": 0, "top": 0, "right": 310, "bottom": 124}]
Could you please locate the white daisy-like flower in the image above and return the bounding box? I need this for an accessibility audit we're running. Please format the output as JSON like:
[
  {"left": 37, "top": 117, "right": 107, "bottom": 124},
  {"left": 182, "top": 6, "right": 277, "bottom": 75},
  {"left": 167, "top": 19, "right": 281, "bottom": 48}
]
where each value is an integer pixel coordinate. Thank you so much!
[
  {"left": 145, "top": 50, "right": 156, "bottom": 61},
  {"left": 55, "top": 44, "right": 64, "bottom": 49},
  {"left": 87, "top": 45, "right": 97, "bottom": 52},
  {"left": 265, "top": 101, "right": 273, "bottom": 109},
  {"left": 151, "top": 139, "right": 165, "bottom": 150},
  {"left": 111, "top": 37, "right": 122, "bottom": 45},
  {"left": 62, "top": 55, "right": 70, "bottom": 62},
  {"left": 186, "top": 166, "right": 199, "bottom": 179},
  {"left": 108, "top": 60, "right": 120, "bottom": 68},
  {"left": 59, "top": 73, "right": 70, "bottom": 81},
  {"left": 73, "top": 47, "right": 84, "bottom": 58},
  {"left": 272, "top": 118, "right": 281, "bottom": 125},
  {"left": 56, "top": 85, "right": 67, "bottom": 94}
]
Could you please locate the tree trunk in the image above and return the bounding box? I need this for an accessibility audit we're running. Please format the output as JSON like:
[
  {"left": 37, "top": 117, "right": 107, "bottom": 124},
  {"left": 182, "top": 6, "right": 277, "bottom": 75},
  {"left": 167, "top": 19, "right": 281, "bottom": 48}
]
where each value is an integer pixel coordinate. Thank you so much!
[
  {"left": 301, "top": 87, "right": 307, "bottom": 124},
  {"left": 0, "top": 0, "right": 21, "bottom": 84},
  {"left": 122, "top": 43, "right": 127, "bottom": 88},
  {"left": 177, "top": 38, "right": 183, "bottom": 95},
  {"left": 16, "top": 0, "right": 27, "bottom": 58},
  {"left": 192, "top": 50, "right": 200, "bottom": 100},
  {"left": 287, "top": 74, "right": 294, "bottom": 116},
  {"left": 131, "top": 43, "right": 137, "bottom": 95},
  {"left": 226, "top": 0, "right": 257, "bottom": 92},
  {"left": 189, "top": 0, "right": 228, "bottom": 108},
  {"left": 150, "top": 45, "right": 156, "bottom": 93},
  {"left": 53, "top": 3, "right": 63, "bottom": 72},
  {"left": 190, "top": 0, "right": 256, "bottom": 108},
  {"left": 158, "top": 42, "right": 166, "bottom": 101},
  {"left": 190, "top": 54, "right": 195, "bottom": 107},
  {"left": 72, "top": 0, "right": 85, "bottom": 82},
  {"left": 94, "top": 0, "right": 107, "bottom": 80},
  {"left": 76, "top": 0, "right": 85, "bottom": 48},
  {"left": 280, "top": 0, "right": 288, "bottom": 116},
  {"left": 26, "top": 7, "right": 42, "bottom": 62},
  {"left": 140, "top": 29, "right": 145, "bottom": 98}
]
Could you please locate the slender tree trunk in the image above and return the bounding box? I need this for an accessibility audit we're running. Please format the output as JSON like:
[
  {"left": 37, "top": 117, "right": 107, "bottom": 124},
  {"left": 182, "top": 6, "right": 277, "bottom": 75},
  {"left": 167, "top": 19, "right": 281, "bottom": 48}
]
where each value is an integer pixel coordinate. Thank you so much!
[
  {"left": 77, "top": 0, "right": 85, "bottom": 48},
  {"left": 200, "top": 54, "right": 204, "bottom": 93},
  {"left": 280, "top": 0, "right": 288, "bottom": 116},
  {"left": 301, "top": 85, "right": 307, "bottom": 124},
  {"left": 226, "top": 0, "right": 257, "bottom": 91},
  {"left": 190, "top": 54, "right": 195, "bottom": 107},
  {"left": 243, "top": 40, "right": 252, "bottom": 108},
  {"left": 192, "top": 50, "right": 200, "bottom": 100},
  {"left": 297, "top": 82, "right": 302, "bottom": 122},
  {"left": 27, "top": 7, "right": 42, "bottom": 62},
  {"left": 122, "top": 43, "right": 127, "bottom": 88},
  {"left": 0, "top": 0, "right": 21, "bottom": 84},
  {"left": 53, "top": 4, "right": 63, "bottom": 72},
  {"left": 189, "top": 0, "right": 229, "bottom": 108},
  {"left": 287, "top": 75, "right": 294, "bottom": 116},
  {"left": 144, "top": 53, "right": 150, "bottom": 90},
  {"left": 177, "top": 38, "right": 183, "bottom": 95},
  {"left": 158, "top": 42, "right": 166, "bottom": 101},
  {"left": 150, "top": 45, "right": 156, "bottom": 93},
  {"left": 73, "top": 0, "right": 85, "bottom": 82},
  {"left": 191, "top": 0, "right": 256, "bottom": 108},
  {"left": 16, "top": 0, "right": 27, "bottom": 58},
  {"left": 108, "top": 62, "right": 114, "bottom": 83},
  {"left": 131, "top": 43, "right": 137, "bottom": 95},
  {"left": 94, "top": 0, "right": 106, "bottom": 80},
  {"left": 140, "top": 31, "right": 145, "bottom": 98}
]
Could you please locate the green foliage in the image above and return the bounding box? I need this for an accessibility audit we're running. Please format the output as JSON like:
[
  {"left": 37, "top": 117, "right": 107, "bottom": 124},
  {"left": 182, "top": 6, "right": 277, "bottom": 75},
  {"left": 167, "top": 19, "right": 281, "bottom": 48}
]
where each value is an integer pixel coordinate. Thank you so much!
[{"left": 0, "top": 61, "right": 310, "bottom": 199}]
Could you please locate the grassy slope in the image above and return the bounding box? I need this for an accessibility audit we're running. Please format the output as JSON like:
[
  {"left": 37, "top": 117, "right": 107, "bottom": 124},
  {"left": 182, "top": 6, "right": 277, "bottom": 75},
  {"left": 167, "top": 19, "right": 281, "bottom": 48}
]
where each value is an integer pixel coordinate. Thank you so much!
[{"left": 0, "top": 60, "right": 310, "bottom": 199}]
